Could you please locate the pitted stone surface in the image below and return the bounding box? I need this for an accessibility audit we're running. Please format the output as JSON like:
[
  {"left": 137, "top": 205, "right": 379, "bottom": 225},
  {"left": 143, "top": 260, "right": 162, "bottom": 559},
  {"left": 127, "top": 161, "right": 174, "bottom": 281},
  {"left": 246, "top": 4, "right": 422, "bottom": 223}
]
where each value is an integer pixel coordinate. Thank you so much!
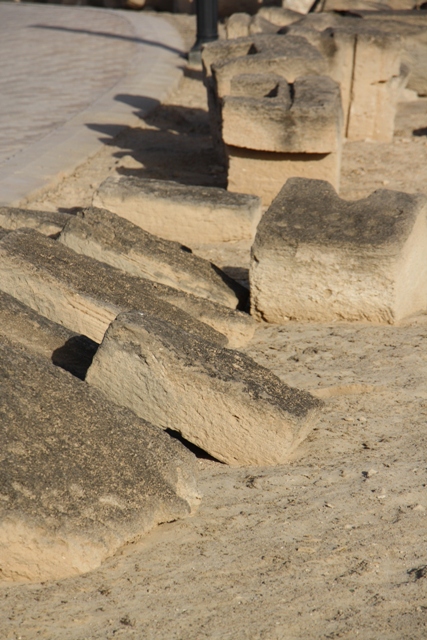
[
  {"left": 0, "top": 229, "right": 254, "bottom": 347},
  {"left": 0, "top": 207, "right": 70, "bottom": 236},
  {"left": 93, "top": 177, "right": 262, "bottom": 244},
  {"left": 223, "top": 75, "right": 342, "bottom": 153},
  {"left": 250, "top": 178, "right": 427, "bottom": 323},
  {"left": 86, "top": 311, "right": 323, "bottom": 466},
  {"left": 58, "top": 207, "right": 248, "bottom": 310},
  {"left": 0, "top": 335, "right": 200, "bottom": 583}
]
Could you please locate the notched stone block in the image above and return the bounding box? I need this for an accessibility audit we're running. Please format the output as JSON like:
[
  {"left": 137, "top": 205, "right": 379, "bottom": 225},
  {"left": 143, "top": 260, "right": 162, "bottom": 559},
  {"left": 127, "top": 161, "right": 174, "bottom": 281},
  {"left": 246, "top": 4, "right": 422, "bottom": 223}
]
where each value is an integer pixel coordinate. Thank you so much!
[
  {"left": 223, "top": 75, "right": 343, "bottom": 153},
  {"left": 58, "top": 206, "right": 248, "bottom": 311},
  {"left": 250, "top": 178, "right": 427, "bottom": 323},
  {"left": 93, "top": 176, "right": 262, "bottom": 244},
  {"left": 86, "top": 311, "right": 323, "bottom": 467},
  {"left": 0, "top": 229, "right": 254, "bottom": 348},
  {"left": 0, "top": 336, "right": 200, "bottom": 583}
]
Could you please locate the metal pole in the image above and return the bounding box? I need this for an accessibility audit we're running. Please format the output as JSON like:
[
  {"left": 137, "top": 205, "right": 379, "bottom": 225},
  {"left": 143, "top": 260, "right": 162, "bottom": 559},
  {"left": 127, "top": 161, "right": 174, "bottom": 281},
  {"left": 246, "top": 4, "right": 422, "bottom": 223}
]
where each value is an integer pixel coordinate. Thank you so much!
[{"left": 188, "top": 0, "right": 218, "bottom": 64}]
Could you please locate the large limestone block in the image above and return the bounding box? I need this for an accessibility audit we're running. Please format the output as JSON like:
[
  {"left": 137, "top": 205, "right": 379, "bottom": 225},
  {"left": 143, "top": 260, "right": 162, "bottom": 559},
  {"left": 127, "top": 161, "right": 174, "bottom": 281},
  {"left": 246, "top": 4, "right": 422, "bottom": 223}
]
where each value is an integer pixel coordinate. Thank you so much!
[
  {"left": 93, "top": 177, "right": 262, "bottom": 244},
  {"left": 250, "top": 178, "right": 427, "bottom": 323},
  {"left": 222, "top": 75, "right": 343, "bottom": 153},
  {"left": 0, "top": 206, "right": 69, "bottom": 237},
  {"left": 211, "top": 35, "right": 328, "bottom": 98},
  {"left": 86, "top": 311, "right": 323, "bottom": 466},
  {"left": 227, "top": 146, "right": 341, "bottom": 206},
  {"left": 226, "top": 12, "right": 252, "bottom": 39},
  {"left": 0, "top": 229, "right": 254, "bottom": 347},
  {"left": 0, "top": 289, "right": 97, "bottom": 380},
  {"left": 58, "top": 207, "right": 248, "bottom": 311},
  {"left": 0, "top": 336, "right": 200, "bottom": 583}
]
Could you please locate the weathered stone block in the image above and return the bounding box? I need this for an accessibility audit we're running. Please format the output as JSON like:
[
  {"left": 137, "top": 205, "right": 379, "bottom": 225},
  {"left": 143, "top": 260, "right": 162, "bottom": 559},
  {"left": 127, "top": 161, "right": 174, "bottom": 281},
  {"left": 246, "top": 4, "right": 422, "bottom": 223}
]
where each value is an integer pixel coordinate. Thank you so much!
[
  {"left": 250, "top": 178, "right": 427, "bottom": 323},
  {"left": 0, "top": 289, "right": 97, "bottom": 380},
  {"left": 0, "top": 206, "right": 69, "bottom": 236},
  {"left": 226, "top": 12, "right": 251, "bottom": 39},
  {"left": 227, "top": 146, "right": 341, "bottom": 205},
  {"left": 86, "top": 311, "right": 323, "bottom": 466},
  {"left": 58, "top": 206, "right": 248, "bottom": 310},
  {"left": 0, "top": 336, "right": 200, "bottom": 582},
  {"left": 223, "top": 75, "right": 343, "bottom": 153},
  {"left": 93, "top": 177, "right": 262, "bottom": 244},
  {"left": 0, "top": 229, "right": 255, "bottom": 348}
]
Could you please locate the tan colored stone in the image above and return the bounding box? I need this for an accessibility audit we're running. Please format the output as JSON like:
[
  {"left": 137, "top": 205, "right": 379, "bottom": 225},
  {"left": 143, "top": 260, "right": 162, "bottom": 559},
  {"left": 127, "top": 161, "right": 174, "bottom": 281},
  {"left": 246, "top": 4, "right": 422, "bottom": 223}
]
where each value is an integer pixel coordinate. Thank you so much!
[
  {"left": 86, "top": 311, "right": 323, "bottom": 466},
  {"left": 250, "top": 178, "right": 427, "bottom": 323},
  {"left": 222, "top": 75, "right": 343, "bottom": 153},
  {"left": 58, "top": 206, "right": 248, "bottom": 310},
  {"left": 93, "top": 177, "right": 262, "bottom": 244},
  {"left": 0, "top": 229, "right": 255, "bottom": 348},
  {"left": 226, "top": 12, "right": 251, "bottom": 39},
  {"left": 0, "top": 206, "right": 69, "bottom": 236},
  {"left": 227, "top": 147, "right": 341, "bottom": 206},
  {"left": 0, "top": 289, "right": 97, "bottom": 380},
  {"left": 0, "top": 335, "right": 200, "bottom": 583}
]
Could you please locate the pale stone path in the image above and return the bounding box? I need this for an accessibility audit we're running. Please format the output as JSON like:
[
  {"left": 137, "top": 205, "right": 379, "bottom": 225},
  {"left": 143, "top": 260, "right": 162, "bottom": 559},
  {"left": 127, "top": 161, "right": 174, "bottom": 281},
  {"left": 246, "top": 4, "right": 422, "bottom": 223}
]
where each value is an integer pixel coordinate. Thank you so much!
[{"left": 0, "top": 3, "right": 184, "bottom": 205}]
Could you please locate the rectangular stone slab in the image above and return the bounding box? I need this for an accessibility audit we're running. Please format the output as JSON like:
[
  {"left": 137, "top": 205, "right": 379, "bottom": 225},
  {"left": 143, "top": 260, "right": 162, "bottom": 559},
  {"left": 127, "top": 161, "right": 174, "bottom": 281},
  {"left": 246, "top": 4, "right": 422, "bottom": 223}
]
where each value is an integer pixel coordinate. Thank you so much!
[
  {"left": 250, "top": 178, "right": 427, "bottom": 323},
  {"left": 86, "top": 311, "right": 323, "bottom": 467},
  {"left": 93, "top": 176, "right": 262, "bottom": 244},
  {"left": 0, "top": 206, "right": 69, "bottom": 236},
  {"left": 0, "top": 229, "right": 254, "bottom": 347},
  {"left": 0, "top": 335, "right": 200, "bottom": 583},
  {"left": 58, "top": 206, "right": 248, "bottom": 310}
]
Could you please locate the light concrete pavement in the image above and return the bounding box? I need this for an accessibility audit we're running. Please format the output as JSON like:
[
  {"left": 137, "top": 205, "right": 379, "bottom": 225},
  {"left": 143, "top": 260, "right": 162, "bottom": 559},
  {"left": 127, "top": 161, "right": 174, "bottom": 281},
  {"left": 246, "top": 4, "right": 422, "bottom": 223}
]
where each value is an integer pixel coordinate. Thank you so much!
[{"left": 0, "top": 2, "right": 185, "bottom": 205}]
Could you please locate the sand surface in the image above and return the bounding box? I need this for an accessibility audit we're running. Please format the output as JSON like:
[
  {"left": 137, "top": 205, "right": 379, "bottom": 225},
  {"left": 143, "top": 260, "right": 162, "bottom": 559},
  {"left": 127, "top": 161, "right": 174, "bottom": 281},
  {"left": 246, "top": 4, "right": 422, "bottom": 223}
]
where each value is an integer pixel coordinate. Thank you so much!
[{"left": 3, "top": 14, "right": 427, "bottom": 640}]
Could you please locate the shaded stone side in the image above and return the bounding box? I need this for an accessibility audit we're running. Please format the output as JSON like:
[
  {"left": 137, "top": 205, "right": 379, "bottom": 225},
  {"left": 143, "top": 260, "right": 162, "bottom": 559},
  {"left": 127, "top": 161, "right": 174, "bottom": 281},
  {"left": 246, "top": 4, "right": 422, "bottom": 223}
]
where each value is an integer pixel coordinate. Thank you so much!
[{"left": 86, "top": 311, "right": 323, "bottom": 467}]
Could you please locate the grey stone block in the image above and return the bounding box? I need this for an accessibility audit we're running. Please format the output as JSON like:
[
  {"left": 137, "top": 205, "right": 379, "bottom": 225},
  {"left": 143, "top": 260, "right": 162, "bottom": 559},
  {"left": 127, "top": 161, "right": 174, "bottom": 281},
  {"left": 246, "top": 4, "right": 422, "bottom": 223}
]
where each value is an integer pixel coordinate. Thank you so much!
[
  {"left": 86, "top": 311, "right": 323, "bottom": 466},
  {"left": 0, "top": 229, "right": 254, "bottom": 348},
  {"left": 0, "top": 335, "right": 200, "bottom": 582},
  {"left": 93, "top": 177, "right": 262, "bottom": 244},
  {"left": 250, "top": 178, "right": 427, "bottom": 323},
  {"left": 58, "top": 206, "right": 248, "bottom": 311}
]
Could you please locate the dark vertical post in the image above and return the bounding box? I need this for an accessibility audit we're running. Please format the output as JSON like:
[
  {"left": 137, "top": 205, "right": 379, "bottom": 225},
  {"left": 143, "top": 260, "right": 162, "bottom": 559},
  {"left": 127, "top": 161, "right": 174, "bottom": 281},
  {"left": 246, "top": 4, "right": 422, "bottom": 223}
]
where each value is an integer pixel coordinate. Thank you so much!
[{"left": 188, "top": 0, "right": 218, "bottom": 64}]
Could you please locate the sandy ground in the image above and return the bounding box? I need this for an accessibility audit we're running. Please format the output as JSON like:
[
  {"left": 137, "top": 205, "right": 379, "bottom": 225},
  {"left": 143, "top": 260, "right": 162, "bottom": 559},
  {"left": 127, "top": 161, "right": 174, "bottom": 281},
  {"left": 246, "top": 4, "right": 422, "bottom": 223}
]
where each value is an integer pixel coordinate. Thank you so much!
[{"left": 3, "top": 14, "right": 427, "bottom": 640}]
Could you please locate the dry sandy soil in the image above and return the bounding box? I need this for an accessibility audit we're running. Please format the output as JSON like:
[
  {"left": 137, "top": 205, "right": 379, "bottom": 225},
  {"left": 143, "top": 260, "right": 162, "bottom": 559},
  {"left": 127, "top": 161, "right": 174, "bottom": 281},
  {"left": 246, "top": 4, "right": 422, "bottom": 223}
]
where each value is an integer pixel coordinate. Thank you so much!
[{"left": 2, "top": 14, "right": 427, "bottom": 640}]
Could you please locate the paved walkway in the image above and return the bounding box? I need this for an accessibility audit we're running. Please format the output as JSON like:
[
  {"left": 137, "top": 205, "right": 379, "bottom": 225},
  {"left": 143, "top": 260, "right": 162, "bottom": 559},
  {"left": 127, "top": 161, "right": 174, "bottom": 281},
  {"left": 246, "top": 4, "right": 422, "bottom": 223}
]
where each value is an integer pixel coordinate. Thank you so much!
[{"left": 0, "top": 2, "right": 185, "bottom": 205}]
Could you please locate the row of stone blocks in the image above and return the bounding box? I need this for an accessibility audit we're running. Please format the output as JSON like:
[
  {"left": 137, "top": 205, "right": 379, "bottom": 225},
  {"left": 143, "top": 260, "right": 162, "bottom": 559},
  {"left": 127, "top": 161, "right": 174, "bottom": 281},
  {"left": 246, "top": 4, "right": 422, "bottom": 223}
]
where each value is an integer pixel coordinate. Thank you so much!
[
  {"left": 0, "top": 184, "right": 321, "bottom": 583},
  {"left": 202, "top": 12, "right": 411, "bottom": 204},
  {"left": 2, "top": 174, "right": 426, "bottom": 583}
]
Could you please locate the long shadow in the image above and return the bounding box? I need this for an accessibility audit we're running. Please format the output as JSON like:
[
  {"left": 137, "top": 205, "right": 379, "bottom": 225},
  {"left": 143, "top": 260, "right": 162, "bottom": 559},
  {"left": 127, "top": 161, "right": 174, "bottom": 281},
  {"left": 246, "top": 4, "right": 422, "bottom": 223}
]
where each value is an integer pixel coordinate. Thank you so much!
[
  {"left": 86, "top": 93, "right": 227, "bottom": 188},
  {"left": 30, "top": 24, "right": 186, "bottom": 57}
]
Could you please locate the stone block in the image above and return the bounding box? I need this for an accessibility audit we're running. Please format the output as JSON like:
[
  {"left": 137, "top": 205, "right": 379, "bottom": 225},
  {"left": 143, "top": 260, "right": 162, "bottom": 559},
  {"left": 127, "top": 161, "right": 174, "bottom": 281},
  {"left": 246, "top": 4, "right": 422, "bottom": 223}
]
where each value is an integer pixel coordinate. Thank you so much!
[
  {"left": 211, "top": 35, "right": 328, "bottom": 99},
  {"left": 0, "top": 289, "right": 97, "bottom": 380},
  {"left": 93, "top": 177, "right": 262, "bottom": 244},
  {"left": 0, "top": 335, "right": 200, "bottom": 582},
  {"left": 226, "top": 13, "right": 251, "bottom": 39},
  {"left": 250, "top": 178, "right": 427, "bottom": 323},
  {"left": 223, "top": 75, "right": 343, "bottom": 153},
  {"left": 58, "top": 206, "right": 248, "bottom": 311},
  {"left": 258, "top": 6, "right": 304, "bottom": 27},
  {"left": 0, "top": 206, "right": 69, "bottom": 237},
  {"left": 86, "top": 311, "right": 323, "bottom": 466},
  {"left": 227, "top": 146, "right": 341, "bottom": 206},
  {"left": 0, "top": 229, "right": 255, "bottom": 348}
]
